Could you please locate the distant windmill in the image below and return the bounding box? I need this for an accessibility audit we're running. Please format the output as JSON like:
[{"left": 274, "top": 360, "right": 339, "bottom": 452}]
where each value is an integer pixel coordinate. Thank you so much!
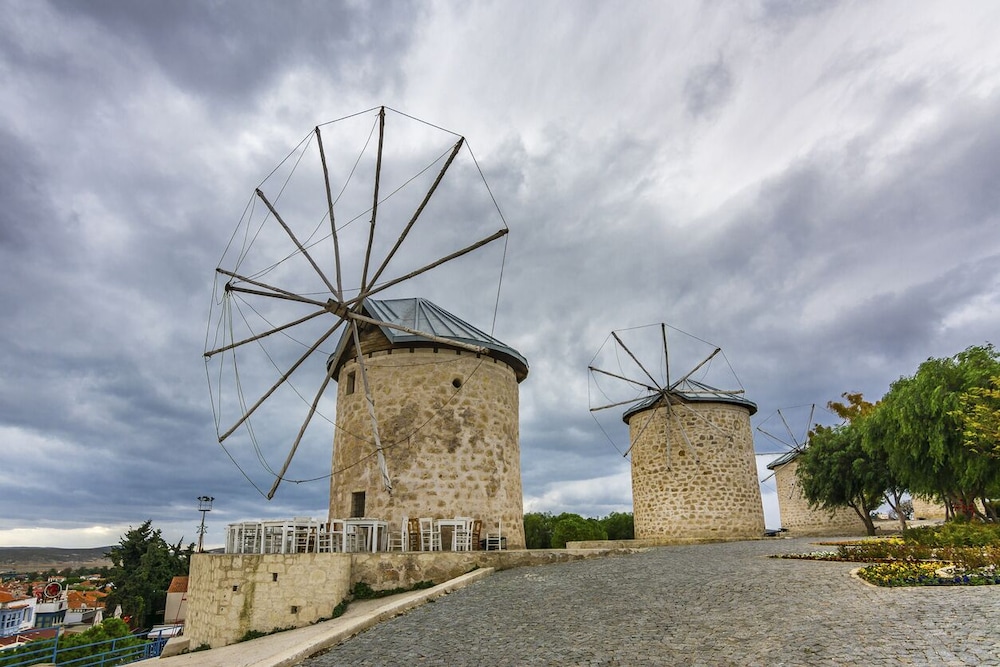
[
  {"left": 589, "top": 323, "right": 765, "bottom": 540},
  {"left": 758, "top": 404, "right": 867, "bottom": 536}
]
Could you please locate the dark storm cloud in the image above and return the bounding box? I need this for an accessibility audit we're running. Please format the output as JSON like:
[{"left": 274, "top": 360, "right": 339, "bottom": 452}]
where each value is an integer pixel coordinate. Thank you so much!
[
  {"left": 56, "top": 0, "right": 420, "bottom": 103},
  {"left": 2, "top": 2, "right": 998, "bottom": 545}
]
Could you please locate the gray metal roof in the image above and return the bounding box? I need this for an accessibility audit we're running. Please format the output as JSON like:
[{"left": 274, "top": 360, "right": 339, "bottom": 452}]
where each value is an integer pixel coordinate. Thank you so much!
[
  {"left": 765, "top": 448, "right": 802, "bottom": 470},
  {"left": 621, "top": 379, "right": 758, "bottom": 423},
  {"left": 328, "top": 297, "right": 528, "bottom": 380}
]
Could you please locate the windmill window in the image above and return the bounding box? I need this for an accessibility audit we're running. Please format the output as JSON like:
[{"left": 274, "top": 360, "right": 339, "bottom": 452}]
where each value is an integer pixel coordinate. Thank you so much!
[
  {"left": 351, "top": 491, "right": 366, "bottom": 518},
  {"left": 452, "top": 377, "right": 463, "bottom": 389},
  {"left": 346, "top": 371, "right": 356, "bottom": 395}
]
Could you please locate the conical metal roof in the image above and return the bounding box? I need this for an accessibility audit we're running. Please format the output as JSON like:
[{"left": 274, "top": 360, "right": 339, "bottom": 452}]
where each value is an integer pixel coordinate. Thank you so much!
[
  {"left": 622, "top": 378, "right": 757, "bottom": 423},
  {"left": 328, "top": 297, "right": 529, "bottom": 381}
]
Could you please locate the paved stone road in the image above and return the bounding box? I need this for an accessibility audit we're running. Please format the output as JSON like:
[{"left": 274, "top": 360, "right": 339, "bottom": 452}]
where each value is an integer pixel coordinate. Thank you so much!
[{"left": 299, "top": 538, "right": 1000, "bottom": 666}]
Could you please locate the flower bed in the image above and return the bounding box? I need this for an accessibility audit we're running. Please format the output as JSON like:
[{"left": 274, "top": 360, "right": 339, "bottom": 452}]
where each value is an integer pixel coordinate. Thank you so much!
[{"left": 773, "top": 524, "right": 1000, "bottom": 587}]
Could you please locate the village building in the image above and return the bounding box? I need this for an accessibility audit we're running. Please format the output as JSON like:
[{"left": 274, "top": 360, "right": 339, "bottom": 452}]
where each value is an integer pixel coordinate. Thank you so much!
[{"left": 0, "top": 590, "right": 34, "bottom": 638}]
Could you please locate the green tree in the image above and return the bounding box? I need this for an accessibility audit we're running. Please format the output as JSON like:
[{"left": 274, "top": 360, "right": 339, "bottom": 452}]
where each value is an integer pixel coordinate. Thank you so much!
[
  {"left": 550, "top": 513, "right": 607, "bottom": 548},
  {"left": 0, "top": 618, "right": 142, "bottom": 667},
  {"left": 598, "top": 512, "right": 634, "bottom": 540},
  {"left": 863, "top": 344, "right": 1000, "bottom": 520},
  {"left": 797, "top": 422, "right": 883, "bottom": 535},
  {"left": 523, "top": 512, "right": 555, "bottom": 549},
  {"left": 103, "top": 520, "right": 193, "bottom": 629},
  {"left": 953, "top": 376, "right": 1000, "bottom": 458},
  {"left": 828, "top": 392, "right": 908, "bottom": 530}
]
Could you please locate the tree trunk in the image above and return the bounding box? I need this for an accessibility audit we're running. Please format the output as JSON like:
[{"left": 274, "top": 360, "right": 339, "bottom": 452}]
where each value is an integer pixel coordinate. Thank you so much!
[
  {"left": 849, "top": 502, "right": 878, "bottom": 536},
  {"left": 883, "top": 490, "right": 908, "bottom": 531}
]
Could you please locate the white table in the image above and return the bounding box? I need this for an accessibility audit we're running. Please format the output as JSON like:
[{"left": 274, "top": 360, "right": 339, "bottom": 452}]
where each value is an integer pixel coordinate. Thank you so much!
[
  {"left": 436, "top": 517, "right": 473, "bottom": 551},
  {"left": 345, "top": 518, "right": 389, "bottom": 552}
]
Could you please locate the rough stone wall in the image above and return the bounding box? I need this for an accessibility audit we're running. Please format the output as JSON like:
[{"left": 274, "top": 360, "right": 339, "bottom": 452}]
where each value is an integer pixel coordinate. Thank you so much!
[
  {"left": 330, "top": 347, "right": 525, "bottom": 548},
  {"left": 184, "top": 553, "right": 353, "bottom": 649},
  {"left": 772, "top": 459, "right": 867, "bottom": 536},
  {"left": 910, "top": 496, "right": 947, "bottom": 520},
  {"left": 629, "top": 400, "right": 765, "bottom": 539}
]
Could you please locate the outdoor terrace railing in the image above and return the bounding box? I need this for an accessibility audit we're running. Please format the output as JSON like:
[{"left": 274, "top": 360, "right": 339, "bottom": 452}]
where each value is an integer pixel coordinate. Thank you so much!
[{"left": 0, "top": 630, "right": 168, "bottom": 667}]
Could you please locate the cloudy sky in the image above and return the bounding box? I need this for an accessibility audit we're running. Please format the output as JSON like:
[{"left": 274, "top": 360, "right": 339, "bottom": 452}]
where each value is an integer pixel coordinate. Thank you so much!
[{"left": 3, "top": 1, "right": 998, "bottom": 548}]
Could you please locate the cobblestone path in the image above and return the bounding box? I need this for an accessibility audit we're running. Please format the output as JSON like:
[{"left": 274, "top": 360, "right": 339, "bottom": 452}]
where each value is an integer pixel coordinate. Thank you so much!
[{"left": 299, "top": 538, "right": 1000, "bottom": 666}]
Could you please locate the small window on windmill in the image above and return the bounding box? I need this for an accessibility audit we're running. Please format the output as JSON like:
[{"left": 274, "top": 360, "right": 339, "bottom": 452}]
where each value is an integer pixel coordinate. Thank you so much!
[
  {"left": 346, "top": 371, "right": 356, "bottom": 395},
  {"left": 351, "top": 491, "right": 366, "bottom": 518}
]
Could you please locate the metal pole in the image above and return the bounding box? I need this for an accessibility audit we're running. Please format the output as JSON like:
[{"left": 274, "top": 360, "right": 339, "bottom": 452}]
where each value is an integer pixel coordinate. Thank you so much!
[{"left": 197, "top": 496, "right": 214, "bottom": 553}]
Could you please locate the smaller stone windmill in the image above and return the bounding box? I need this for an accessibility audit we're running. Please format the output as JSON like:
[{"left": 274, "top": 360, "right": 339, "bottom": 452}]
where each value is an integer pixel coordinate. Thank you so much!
[
  {"left": 759, "top": 407, "right": 867, "bottom": 537},
  {"left": 590, "top": 323, "right": 764, "bottom": 541}
]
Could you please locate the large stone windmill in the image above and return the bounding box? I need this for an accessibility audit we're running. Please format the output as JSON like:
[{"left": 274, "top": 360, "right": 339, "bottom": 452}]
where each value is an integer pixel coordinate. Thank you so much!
[
  {"left": 204, "top": 107, "right": 528, "bottom": 546},
  {"left": 590, "top": 324, "right": 764, "bottom": 540},
  {"left": 327, "top": 297, "right": 528, "bottom": 547}
]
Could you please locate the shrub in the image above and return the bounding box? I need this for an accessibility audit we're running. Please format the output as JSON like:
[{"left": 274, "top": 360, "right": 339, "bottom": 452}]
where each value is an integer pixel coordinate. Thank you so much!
[{"left": 903, "top": 522, "right": 1000, "bottom": 547}]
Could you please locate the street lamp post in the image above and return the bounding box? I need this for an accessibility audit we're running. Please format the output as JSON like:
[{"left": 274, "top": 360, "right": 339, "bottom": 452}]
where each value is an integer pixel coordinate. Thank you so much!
[{"left": 197, "top": 496, "right": 214, "bottom": 553}]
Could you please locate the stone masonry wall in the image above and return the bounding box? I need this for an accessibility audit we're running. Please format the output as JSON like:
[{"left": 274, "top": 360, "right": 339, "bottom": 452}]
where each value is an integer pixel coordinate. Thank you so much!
[
  {"left": 184, "top": 553, "right": 353, "bottom": 649},
  {"left": 910, "top": 496, "right": 947, "bottom": 520},
  {"left": 330, "top": 347, "right": 525, "bottom": 548},
  {"left": 629, "top": 400, "right": 765, "bottom": 540},
  {"left": 772, "top": 459, "right": 867, "bottom": 536}
]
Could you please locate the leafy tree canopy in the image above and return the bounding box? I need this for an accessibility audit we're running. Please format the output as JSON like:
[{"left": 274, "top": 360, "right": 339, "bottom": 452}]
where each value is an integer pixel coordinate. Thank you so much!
[
  {"left": 863, "top": 344, "right": 1000, "bottom": 513},
  {"left": 797, "top": 417, "right": 884, "bottom": 535},
  {"left": 953, "top": 375, "right": 1000, "bottom": 459},
  {"left": 103, "top": 520, "right": 193, "bottom": 629}
]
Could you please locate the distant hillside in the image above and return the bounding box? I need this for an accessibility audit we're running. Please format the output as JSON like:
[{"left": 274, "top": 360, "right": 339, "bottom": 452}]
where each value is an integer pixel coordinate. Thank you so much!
[{"left": 0, "top": 546, "right": 113, "bottom": 573}]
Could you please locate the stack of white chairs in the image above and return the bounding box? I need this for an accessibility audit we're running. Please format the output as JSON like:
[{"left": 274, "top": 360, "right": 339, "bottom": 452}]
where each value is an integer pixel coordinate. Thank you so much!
[
  {"left": 419, "top": 517, "right": 442, "bottom": 551},
  {"left": 387, "top": 516, "right": 409, "bottom": 551},
  {"left": 454, "top": 518, "right": 480, "bottom": 551}
]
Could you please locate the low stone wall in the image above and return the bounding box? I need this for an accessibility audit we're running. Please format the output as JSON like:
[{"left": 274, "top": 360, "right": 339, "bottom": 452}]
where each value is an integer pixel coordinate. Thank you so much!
[{"left": 186, "top": 548, "right": 635, "bottom": 648}]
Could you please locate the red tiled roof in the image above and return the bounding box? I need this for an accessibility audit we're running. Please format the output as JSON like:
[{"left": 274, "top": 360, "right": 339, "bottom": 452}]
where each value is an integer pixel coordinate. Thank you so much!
[
  {"left": 167, "top": 576, "right": 189, "bottom": 593},
  {"left": 0, "top": 590, "right": 28, "bottom": 604},
  {"left": 67, "top": 589, "right": 107, "bottom": 609}
]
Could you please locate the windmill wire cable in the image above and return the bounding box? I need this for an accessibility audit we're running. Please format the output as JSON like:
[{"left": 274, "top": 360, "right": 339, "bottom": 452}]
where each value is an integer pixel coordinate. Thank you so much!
[
  {"left": 490, "top": 234, "right": 508, "bottom": 337},
  {"left": 331, "top": 113, "right": 378, "bottom": 210},
  {"left": 386, "top": 106, "right": 462, "bottom": 139},
  {"left": 465, "top": 143, "right": 510, "bottom": 232},
  {"left": 315, "top": 106, "right": 383, "bottom": 130},
  {"left": 587, "top": 378, "right": 631, "bottom": 459}
]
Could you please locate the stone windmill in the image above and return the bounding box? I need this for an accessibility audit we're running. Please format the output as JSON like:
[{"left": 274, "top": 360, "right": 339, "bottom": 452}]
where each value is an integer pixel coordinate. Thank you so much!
[
  {"left": 589, "top": 323, "right": 764, "bottom": 540},
  {"left": 327, "top": 297, "right": 528, "bottom": 547},
  {"left": 759, "top": 407, "right": 867, "bottom": 537},
  {"left": 204, "top": 107, "right": 528, "bottom": 546}
]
